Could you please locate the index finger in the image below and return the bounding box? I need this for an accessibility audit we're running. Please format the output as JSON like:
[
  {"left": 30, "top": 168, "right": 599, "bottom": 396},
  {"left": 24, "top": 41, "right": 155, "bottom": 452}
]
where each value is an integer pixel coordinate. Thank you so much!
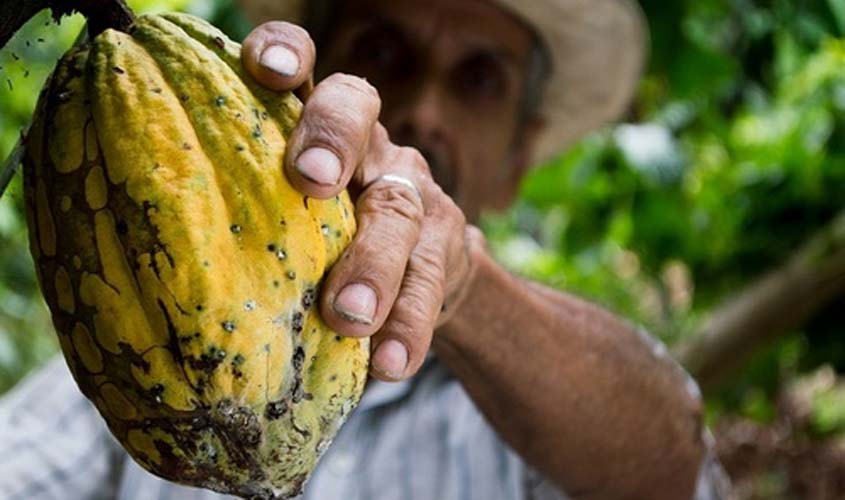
[{"left": 241, "top": 21, "right": 316, "bottom": 92}]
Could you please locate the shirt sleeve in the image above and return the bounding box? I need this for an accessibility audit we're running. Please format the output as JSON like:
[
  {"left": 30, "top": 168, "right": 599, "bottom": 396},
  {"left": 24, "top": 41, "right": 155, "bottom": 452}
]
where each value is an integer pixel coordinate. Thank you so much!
[{"left": 0, "top": 356, "right": 125, "bottom": 500}]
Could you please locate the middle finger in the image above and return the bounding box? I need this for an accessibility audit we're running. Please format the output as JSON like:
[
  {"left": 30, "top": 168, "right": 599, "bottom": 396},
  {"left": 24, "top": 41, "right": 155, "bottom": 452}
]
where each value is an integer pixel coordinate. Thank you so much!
[{"left": 283, "top": 73, "right": 381, "bottom": 199}]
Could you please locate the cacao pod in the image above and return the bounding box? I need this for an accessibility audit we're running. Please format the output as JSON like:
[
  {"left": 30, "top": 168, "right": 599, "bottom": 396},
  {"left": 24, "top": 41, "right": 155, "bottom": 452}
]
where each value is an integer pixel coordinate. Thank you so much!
[{"left": 22, "top": 12, "right": 368, "bottom": 499}]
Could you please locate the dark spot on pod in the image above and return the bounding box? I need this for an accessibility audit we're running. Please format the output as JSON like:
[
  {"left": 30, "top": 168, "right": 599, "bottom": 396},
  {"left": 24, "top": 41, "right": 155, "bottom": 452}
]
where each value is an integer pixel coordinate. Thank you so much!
[
  {"left": 115, "top": 219, "right": 129, "bottom": 235},
  {"left": 321, "top": 224, "right": 330, "bottom": 235},
  {"left": 10, "top": 52, "right": 18, "bottom": 60},
  {"left": 291, "top": 311, "right": 303, "bottom": 333},
  {"left": 303, "top": 196, "right": 309, "bottom": 209},
  {"left": 221, "top": 320, "right": 236, "bottom": 332},
  {"left": 214, "top": 400, "right": 261, "bottom": 447},
  {"left": 265, "top": 400, "right": 288, "bottom": 420},
  {"left": 292, "top": 385, "right": 312, "bottom": 404},
  {"left": 196, "top": 305, "right": 204, "bottom": 312},
  {"left": 267, "top": 243, "right": 276, "bottom": 252},
  {"left": 335, "top": 335, "right": 342, "bottom": 342},
  {"left": 232, "top": 354, "right": 245, "bottom": 366},
  {"left": 112, "top": 66, "right": 125, "bottom": 74},
  {"left": 180, "top": 94, "right": 190, "bottom": 102},
  {"left": 5, "top": 79, "right": 11, "bottom": 91},
  {"left": 293, "top": 346, "right": 305, "bottom": 370},
  {"left": 182, "top": 142, "right": 192, "bottom": 150},
  {"left": 212, "top": 36, "right": 225, "bottom": 49},
  {"left": 310, "top": 355, "right": 317, "bottom": 362},
  {"left": 329, "top": 374, "right": 338, "bottom": 382},
  {"left": 301, "top": 287, "right": 316, "bottom": 310},
  {"left": 199, "top": 442, "right": 218, "bottom": 461},
  {"left": 252, "top": 125, "right": 262, "bottom": 138},
  {"left": 38, "top": 38, "right": 45, "bottom": 43},
  {"left": 230, "top": 224, "right": 242, "bottom": 234},
  {"left": 280, "top": 219, "right": 286, "bottom": 226},
  {"left": 23, "top": 70, "right": 29, "bottom": 78},
  {"left": 264, "top": 344, "right": 271, "bottom": 352},
  {"left": 189, "top": 346, "right": 226, "bottom": 375},
  {"left": 272, "top": 280, "right": 280, "bottom": 288},
  {"left": 261, "top": 111, "right": 269, "bottom": 120},
  {"left": 191, "top": 415, "right": 210, "bottom": 431},
  {"left": 203, "top": 260, "right": 210, "bottom": 268},
  {"left": 287, "top": 271, "right": 296, "bottom": 280},
  {"left": 215, "top": 96, "right": 226, "bottom": 107},
  {"left": 150, "top": 383, "right": 165, "bottom": 404},
  {"left": 152, "top": 87, "right": 162, "bottom": 94},
  {"left": 235, "top": 144, "right": 245, "bottom": 152}
]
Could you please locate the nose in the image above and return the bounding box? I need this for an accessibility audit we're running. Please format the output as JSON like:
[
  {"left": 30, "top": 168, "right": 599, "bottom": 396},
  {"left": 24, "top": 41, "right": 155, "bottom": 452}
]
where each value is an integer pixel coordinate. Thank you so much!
[
  {"left": 386, "top": 82, "right": 444, "bottom": 145},
  {"left": 384, "top": 82, "right": 458, "bottom": 196}
]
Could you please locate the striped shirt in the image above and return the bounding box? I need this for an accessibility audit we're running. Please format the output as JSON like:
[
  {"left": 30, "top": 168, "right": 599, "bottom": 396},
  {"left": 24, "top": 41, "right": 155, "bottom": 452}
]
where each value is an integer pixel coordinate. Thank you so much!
[{"left": 0, "top": 355, "right": 729, "bottom": 500}]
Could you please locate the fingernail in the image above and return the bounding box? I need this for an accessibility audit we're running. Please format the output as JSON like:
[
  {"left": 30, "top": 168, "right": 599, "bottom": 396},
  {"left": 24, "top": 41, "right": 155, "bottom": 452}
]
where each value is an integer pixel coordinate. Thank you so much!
[
  {"left": 296, "top": 147, "right": 342, "bottom": 186},
  {"left": 373, "top": 339, "right": 408, "bottom": 379},
  {"left": 259, "top": 45, "right": 300, "bottom": 77},
  {"left": 333, "top": 283, "right": 377, "bottom": 324}
]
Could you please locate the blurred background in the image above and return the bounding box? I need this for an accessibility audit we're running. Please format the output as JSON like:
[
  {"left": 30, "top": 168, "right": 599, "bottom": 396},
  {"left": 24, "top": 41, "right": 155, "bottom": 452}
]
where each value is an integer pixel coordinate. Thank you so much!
[{"left": 1, "top": 0, "right": 844, "bottom": 498}]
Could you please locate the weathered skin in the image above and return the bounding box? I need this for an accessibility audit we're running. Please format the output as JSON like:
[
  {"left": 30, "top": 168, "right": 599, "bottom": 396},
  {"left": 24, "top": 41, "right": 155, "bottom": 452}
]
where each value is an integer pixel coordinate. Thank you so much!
[{"left": 23, "top": 12, "right": 368, "bottom": 499}]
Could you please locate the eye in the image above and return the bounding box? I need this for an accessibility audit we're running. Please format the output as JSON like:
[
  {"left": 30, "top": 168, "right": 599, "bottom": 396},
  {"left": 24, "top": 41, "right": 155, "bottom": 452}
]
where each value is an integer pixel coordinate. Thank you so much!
[
  {"left": 348, "top": 25, "right": 412, "bottom": 78},
  {"left": 452, "top": 52, "right": 508, "bottom": 101}
]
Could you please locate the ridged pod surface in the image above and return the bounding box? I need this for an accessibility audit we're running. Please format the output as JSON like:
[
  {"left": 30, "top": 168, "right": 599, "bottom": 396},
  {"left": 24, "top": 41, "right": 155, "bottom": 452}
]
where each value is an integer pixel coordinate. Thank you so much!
[{"left": 22, "top": 12, "right": 368, "bottom": 499}]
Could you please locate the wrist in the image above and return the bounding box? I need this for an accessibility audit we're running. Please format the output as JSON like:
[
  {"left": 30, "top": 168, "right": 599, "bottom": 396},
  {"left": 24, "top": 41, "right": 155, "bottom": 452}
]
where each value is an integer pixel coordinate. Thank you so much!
[{"left": 436, "top": 229, "right": 512, "bottom": 344}]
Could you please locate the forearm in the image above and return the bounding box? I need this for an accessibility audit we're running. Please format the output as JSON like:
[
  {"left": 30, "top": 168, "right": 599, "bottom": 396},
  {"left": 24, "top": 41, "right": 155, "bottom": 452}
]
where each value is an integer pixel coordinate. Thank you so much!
[{"left": 434, "top": 246, "right": 706, "bottom": 500}]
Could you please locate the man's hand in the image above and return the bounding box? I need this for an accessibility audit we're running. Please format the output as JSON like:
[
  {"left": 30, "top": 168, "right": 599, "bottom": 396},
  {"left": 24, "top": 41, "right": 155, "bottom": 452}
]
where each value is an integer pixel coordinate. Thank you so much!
[{"left": 242, "top": 22, "right": 479, "bottom": 382}]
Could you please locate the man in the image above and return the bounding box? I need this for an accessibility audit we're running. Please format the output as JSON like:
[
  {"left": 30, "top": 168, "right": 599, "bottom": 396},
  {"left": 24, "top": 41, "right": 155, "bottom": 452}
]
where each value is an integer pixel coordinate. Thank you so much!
[{"left": 0, "top": 0, "right": 727, "bottom": 498}]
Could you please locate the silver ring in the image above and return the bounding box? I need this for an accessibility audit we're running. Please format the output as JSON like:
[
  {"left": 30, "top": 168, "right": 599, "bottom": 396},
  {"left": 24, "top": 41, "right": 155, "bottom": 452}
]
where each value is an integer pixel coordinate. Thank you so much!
[{"left": 369, "top": 174, "right": 423, "bottom": 204}]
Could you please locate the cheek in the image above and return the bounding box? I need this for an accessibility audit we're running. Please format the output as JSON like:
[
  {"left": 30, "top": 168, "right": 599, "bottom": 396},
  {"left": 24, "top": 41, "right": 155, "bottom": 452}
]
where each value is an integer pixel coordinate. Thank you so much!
[{"left": 453, "top": 123, "right": 518, "bottom": 214}]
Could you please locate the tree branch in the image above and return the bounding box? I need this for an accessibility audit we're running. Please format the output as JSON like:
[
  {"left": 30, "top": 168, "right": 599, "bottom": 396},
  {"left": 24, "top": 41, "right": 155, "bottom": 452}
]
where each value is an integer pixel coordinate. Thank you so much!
[
  {"left": 0, "top": 0, "right": 133, "bottom": 49},
  {"left": 674, "top": 212, "right": 845, "bottom": 391}
]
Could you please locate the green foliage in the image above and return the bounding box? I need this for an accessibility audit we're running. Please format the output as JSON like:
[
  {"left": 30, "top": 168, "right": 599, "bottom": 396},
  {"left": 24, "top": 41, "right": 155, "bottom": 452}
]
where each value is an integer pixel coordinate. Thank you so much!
[{"left": 485, "top": 0, "right": 845, "bottom": 421}]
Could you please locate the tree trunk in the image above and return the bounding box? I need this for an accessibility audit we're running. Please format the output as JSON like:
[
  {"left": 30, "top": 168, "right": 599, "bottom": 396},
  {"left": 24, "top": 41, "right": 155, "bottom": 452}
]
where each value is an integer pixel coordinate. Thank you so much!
[{"left": 674, "top": 212, "right": 845, "bottom": 392}]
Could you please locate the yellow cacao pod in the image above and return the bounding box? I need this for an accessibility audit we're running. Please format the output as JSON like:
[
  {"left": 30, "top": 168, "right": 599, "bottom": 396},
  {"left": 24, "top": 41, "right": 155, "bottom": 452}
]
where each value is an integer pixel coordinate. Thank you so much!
[{"left": 23, "top": 12, "right": 368, "bottom": 499}]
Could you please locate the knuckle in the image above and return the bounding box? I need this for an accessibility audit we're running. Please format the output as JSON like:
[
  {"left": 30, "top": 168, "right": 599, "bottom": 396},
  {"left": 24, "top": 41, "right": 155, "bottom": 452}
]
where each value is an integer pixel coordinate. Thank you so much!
[
  {"left": 359, "top": 182, "right": 424, "bottom": 226},
  {"left": 395, "top": 146, "right": 430, "bottom": 176},
  {"left": 324, "top": 73, "right": 380, "bottom": 102},
  {"left": 409, "top": 247, "right": 447, "bottom": 287},
  {"left": 304, "top": 108, "right": 362, "bottom": 150},
  {"left": 387, "top": 305, "right": 430, "bottom": 343}
]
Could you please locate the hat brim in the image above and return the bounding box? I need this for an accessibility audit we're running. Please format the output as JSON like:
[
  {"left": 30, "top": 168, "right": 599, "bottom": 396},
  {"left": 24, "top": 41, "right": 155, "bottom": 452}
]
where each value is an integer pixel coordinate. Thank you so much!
[{"left": 237, "top": 0, "right": 647, "bottom": 163}]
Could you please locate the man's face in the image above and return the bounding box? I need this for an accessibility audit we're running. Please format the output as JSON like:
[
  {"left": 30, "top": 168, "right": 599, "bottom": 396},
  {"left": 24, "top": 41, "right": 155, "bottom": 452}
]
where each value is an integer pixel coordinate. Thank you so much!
[{"left": 316, "top": 0, "right": 540, "bottom": 222}]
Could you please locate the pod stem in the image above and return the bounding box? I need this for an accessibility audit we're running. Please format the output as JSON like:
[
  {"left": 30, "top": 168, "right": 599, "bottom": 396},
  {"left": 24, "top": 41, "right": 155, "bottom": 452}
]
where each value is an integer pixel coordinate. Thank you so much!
[{"left": 0, "top": 0, "right": 135, "bottom": 49}]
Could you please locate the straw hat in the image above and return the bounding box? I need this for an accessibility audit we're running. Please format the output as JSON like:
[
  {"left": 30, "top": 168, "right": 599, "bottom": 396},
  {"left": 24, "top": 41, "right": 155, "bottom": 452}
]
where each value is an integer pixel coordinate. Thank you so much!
[{"left": 237, "top": 0, "right": 647, "bottom": 163}]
